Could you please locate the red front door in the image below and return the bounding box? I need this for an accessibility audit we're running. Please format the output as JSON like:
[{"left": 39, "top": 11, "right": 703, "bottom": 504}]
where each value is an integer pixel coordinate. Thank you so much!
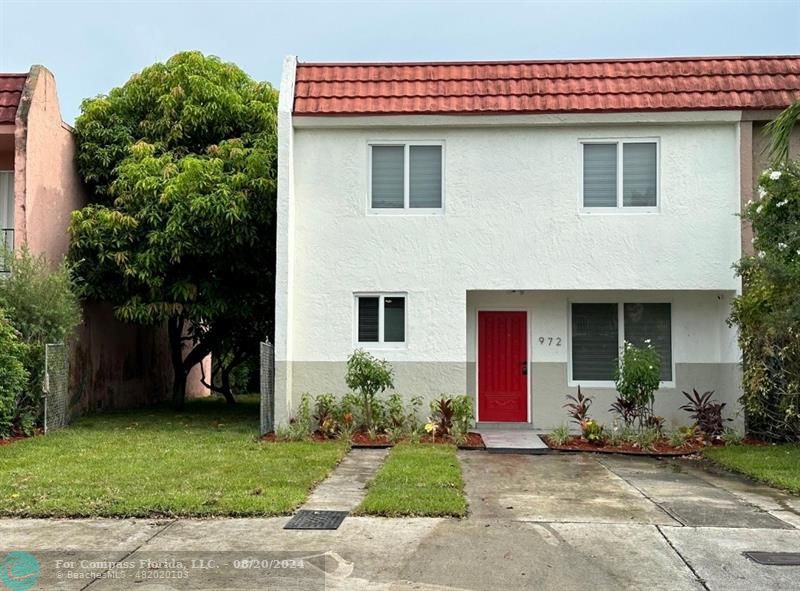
[{"left": 478, "top": 311, "right": 528, "bottom": 422}]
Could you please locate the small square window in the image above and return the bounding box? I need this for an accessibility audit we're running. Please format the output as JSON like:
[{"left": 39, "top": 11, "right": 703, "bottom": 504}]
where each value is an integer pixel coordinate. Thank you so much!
[{"left": 356, "top": 294, "right": 406, "bottom": 345}]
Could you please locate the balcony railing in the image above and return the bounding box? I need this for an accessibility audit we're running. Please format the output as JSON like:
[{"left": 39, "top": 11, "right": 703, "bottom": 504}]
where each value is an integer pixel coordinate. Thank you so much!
[{"left": 1, "top": 228, "right": 13, "bottom": 274}]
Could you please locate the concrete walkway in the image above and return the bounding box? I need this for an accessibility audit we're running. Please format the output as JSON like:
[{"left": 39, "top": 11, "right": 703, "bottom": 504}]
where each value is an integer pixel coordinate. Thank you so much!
[
  {"left": 2, "top": 454, "right": 800, "bottom": 590},
  {"left": 301, "top": 448, "right": 388, "bottom": 512}
]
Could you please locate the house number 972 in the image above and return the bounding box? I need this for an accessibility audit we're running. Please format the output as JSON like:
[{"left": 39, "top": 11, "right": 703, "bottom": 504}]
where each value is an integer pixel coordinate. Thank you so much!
[{"left": 538, "top": 337, "right": 562, "bottom": 346}]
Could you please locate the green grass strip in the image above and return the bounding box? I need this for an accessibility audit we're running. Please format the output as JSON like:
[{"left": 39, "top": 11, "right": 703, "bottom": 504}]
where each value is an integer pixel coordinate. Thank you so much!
[
  {"left": 704, "top": 444, "right": 800, "bottom": 494},
  {"left": 357, "top": 443, "right": 467, "bottom": 517}
]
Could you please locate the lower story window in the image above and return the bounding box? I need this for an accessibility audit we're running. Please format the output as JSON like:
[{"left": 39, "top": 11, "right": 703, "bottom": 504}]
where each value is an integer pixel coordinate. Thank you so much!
[
  {"left": 571, "top": 302, "right": 672, "bottom": 382},
  {"left": 356, "top": 294, "right": 406, "bottom": 345}
]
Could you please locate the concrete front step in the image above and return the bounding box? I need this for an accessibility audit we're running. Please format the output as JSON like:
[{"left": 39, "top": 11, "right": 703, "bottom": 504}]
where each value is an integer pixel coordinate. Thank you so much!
[{"left": 475, "top": 427, "right": 551, "bottom": 454}]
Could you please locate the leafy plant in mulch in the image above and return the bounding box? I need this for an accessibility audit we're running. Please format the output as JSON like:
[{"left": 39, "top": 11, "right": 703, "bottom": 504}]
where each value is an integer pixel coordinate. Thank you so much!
[
  {"left": 614, "top": 341, "right": 661, "bottom": 429},
  {"left": 680, "top": 389, "right": 731, "bottom": 442},
  {"left": 564, "top": 386, "right": 592, "bottom": 425}
]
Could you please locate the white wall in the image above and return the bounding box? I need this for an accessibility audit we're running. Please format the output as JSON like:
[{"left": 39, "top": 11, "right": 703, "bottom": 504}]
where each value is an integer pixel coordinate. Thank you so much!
[{"left": 286, "top": 121, "right": 741, "bottom": 365}]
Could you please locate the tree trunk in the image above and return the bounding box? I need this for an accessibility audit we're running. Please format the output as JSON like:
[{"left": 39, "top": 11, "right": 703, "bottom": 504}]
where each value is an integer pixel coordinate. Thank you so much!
[
  {"left": 220, "top": 369, "right": 235, "bottom": 405},
  {"left": 168, "top": 316, "right": 187, "bottom": 409}
]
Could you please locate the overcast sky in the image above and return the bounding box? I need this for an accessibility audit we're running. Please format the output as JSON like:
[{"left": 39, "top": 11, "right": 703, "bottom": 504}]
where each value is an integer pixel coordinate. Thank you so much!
[{"left": 2, "top": 0, "right": 799, "bottom": 122}]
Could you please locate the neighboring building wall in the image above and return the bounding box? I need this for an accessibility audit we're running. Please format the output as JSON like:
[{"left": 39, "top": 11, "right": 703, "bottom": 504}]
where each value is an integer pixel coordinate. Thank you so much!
[
  {"left": 278, "top": 116, "right": 742, "bottom": 424},
  {"left": 13, "top": 66, "right": 82, "bottom": 260}
]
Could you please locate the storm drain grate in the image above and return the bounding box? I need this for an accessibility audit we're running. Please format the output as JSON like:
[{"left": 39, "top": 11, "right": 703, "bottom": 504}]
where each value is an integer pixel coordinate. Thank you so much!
[
  {"left": 284, "top": 510, "right": 348, "bottom": 530},
  {"left": 743, "top": 551, "right": 800, "bottom": 566}
]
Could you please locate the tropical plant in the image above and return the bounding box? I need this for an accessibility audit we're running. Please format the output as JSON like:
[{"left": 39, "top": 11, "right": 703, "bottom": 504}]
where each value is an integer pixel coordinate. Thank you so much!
[
  {"left": 580, "top": 418, "right": 605, "bottom": 444},
  {"left": 564, "top": 386, "right": 592, "bottom": 425},
  {"left": 614, "top": 341, "right": 661, "bottom": 428},
  {"left": 430, "top": 396, "right": 456, "bottom": 436},
  {"left": 288, "top": 393, "right": 313, "bottom": 440},
  {"left": 0, "top": 312, "right": 30, "bottom": 438},
  {"left": 344, "top": 349, "right": 394, "bottom": 429},
  {"left": 679, "top": 389, "right": 730, "bottom": 440},
  {"left": 668, "top": 429, "right": 686, "bottom": 448},
  {"left": 609, "top": 395, "right": 639, "bottom": 427},
  {"left": 314, "top": 393, "right": 337, "bottom": 436},
  {"left": 766, "top": 100, "right": 800, "bottom": 164},
  {"left": 69, "top": 51, "right": 279, "bottom": 408},
  {"left": 451, "top": 395, "right": 474, "bottom": 434},
  {"left": 549, "top": 424, "right": 571, "bottom": 446}
]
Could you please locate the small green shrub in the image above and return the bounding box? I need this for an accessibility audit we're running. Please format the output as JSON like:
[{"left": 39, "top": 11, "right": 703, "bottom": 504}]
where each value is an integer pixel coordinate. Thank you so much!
[
  {"left": 0, "top": 312, "right": 30, "bottom": 438},
  {"left": 387, "top": 426, "right": 404, "bottom": 444},
  {"left": 451, "top": 395, "right": 474, "bottom": 434},
  {"left": 614, "top": 341, "right": 661, "bottom": 428},
  {"left": 549, "top": 424, "right": 571, "bottom": 446},
  {"left": 722, "top": 427, "right": 744, "bottom": 446},
  {"left": 669, "top": 429, "right": 685, "bottom": 448},
  {"left": 345, "top": 350, "right": 394, "bottom": 429},
  {"left": 0, "top": 247, "right": 80, "bottom": 427},
  {"left": 580, "top": 418, "right": 605, "bottom": 444},
  {"left": 632, "top": 427, "right": 661, "bottom": 450},
  {"left": 286, "top": 394, "right": 313, "bottom": 440},
  {"left": 314, "top": 393, "right": 337, "bottom": 437}
]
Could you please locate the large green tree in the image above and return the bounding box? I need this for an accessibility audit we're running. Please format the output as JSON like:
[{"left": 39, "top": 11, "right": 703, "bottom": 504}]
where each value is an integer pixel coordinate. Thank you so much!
[{"left": 70, "top": 52, "right": 278, "bottom": 407}]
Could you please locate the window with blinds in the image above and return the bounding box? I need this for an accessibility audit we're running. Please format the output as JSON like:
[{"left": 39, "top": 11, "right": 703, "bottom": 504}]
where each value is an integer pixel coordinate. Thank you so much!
[
  {"left": 356, "top": 294, "right": 406, "bottom": 345},
  {"left": 571, "top": 302, "right": 672, "bottom": 383},
  {"left": 582, "top": 140, "right": 658, "bottom": 209},
  {"left": 370, "top": 143, "right": 442, "bottom": 211}
]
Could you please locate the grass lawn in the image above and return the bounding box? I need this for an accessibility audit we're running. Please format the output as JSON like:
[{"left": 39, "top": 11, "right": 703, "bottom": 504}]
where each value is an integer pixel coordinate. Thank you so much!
[
  {"left": 357, "top": 443, "right": 467, "bottom": 517},
  {"left": 705, "top": 444, "right": 800, "bottom": 494},
  {"left": 0, "top": 396, "right": 347, "bottom": 517}
]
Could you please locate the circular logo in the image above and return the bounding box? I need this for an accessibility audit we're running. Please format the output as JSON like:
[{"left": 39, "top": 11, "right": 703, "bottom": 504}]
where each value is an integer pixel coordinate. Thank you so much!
[{"left": 0, "top": 552, "right": 40, "bottom": 591}]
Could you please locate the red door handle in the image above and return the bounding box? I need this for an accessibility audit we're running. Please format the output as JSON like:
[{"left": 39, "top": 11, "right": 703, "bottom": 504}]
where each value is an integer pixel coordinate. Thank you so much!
[{"left": 521, "top": 362, "right": 528, "bottom": 376}]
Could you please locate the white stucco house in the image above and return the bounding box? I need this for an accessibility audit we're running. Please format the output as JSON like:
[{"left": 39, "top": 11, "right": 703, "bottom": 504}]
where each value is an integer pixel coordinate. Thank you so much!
[{"left": 274, "top": 55, "right": 800, "bottom": 429}]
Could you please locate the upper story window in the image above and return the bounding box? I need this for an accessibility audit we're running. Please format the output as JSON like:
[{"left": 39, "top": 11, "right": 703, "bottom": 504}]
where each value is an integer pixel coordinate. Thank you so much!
[
  {"left": 369, "top": 142, "right": 443, "bottom": 212},
  {"left": 581, "top": 139, "right": 658, "bottom": 210}
]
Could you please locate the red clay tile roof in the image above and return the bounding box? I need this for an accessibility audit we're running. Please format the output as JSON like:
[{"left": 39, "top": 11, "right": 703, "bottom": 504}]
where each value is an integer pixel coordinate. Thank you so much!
[
  {"left": 294, "top": 56, "right": 800, "bottom": 116},
  {"left": 0, "top": 73, "right": 27, "bottom": 124}
]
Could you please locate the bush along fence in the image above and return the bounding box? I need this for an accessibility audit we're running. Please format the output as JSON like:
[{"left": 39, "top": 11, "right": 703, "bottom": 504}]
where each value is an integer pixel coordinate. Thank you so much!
[
  {"left": 547, "top": 341, "right": 738, "bottom": 453},
  {"left": 268, "top": 349, "right": 477, "bottom": 447},
  {"left": 730, "top": 162, "right": 800, "bottom": 442},
  {"left": 0, "top": 247, "right": 81, "bottom": 440}
]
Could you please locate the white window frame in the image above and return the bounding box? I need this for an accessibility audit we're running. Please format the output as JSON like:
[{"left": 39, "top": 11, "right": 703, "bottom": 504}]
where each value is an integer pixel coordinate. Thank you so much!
[
  {"left": 567, "top": 300, "right": 675, "bottom": 388},
  {"left": 353, "top": 292, "right": 408, "bottom": 349},
  {"left": 579, "top": 138, "right": 660, "bottom": 214},
  {"left": 367, "top": 140, "right": 445, "bottom": 215}
]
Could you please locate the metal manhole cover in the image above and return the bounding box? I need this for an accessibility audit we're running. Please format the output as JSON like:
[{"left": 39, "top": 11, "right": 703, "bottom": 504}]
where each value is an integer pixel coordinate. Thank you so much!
[
  {"left": 284, "top": 510, "right": 348, "bottom": 530},
  {"left": 744, "top": 551, "right": 800, "bottom": 566}
]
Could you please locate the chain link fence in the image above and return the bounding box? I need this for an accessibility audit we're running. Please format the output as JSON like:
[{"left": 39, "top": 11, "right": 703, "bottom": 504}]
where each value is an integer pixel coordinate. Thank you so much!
[
  {"left": 260, "top": 340, "right": 274, "bottom": 436},
  {"left": 43, "top": 342, "right": 69, "bottom": 433}
]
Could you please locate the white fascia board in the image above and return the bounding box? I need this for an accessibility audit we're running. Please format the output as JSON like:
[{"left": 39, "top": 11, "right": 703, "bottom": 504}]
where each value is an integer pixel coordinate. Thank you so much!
[{"left": 293, "top": 110, "right": 744, "bottom": 129}]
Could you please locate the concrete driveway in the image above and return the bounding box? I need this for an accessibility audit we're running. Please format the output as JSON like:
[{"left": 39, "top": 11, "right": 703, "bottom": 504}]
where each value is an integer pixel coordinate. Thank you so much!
[{"left": 2, "top": 453, "right": 800, "bottom": 590}]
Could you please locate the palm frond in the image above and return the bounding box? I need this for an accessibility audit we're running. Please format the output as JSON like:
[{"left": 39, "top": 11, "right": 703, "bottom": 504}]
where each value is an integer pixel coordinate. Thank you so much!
[{"left": 766, "top": 101, "right": 800, "bottom": 165}]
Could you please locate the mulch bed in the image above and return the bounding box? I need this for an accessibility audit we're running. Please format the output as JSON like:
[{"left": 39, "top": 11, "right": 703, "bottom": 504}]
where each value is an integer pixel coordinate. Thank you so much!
[
  {"left": 542, "top": 435, "right": 705, "bottom": 456},
  {"left": 0, "top": 430, "right": 41, "bottom": 446},
  {"left": 261, "top": 430, "right": 485, "bottom": 450}
]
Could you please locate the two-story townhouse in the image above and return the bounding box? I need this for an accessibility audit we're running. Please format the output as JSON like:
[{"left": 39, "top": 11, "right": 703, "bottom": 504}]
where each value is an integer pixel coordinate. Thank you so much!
[{"left": 275, "top": 56, "right": 800, "bottom": 430}]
